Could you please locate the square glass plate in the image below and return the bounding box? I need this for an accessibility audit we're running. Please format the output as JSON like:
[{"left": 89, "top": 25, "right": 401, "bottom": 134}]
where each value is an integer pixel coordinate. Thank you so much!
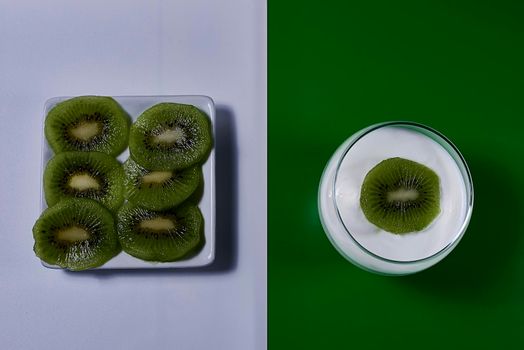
[{"left": 40, "top": 95, "right": 215, "bottom": 269}]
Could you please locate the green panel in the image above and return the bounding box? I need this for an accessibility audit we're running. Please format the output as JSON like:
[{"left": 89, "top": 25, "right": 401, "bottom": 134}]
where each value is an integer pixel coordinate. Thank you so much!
[{"left": 269, "top": 0, "right": 524, "bottom": 348}]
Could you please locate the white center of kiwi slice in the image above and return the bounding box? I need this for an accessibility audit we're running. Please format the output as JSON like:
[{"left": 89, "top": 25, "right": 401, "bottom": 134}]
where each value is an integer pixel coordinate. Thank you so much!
[
  {"left": 142, "top": 171, "right": 173, "bottom": 184},
  {"left": 57, "top": 226, "right": 90, "bottom": 242},
  {"left": 139, "top": 217, "right": 176, "bottom": 231},
  {"left": 386, "top": 189, "right": 419, "bottom": 202},
  {"left": 153, "top": 128, "right": 186, "bottom": 144},
  {"left": 68, "top": 174, "right": 101, "bottom": 191},
  {"left": 70, "top": 121, "right": 101, "bottom": 141}
]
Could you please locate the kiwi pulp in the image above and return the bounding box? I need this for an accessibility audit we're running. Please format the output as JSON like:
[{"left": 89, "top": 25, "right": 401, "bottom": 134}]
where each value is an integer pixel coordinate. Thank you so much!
[
  {"left": 33, "top": 198, "right": 121, "bottom": 271},
  {"left": 359, "top": 157, "right": 440, "bottom": 234},
  {"left": 44, "top": 151, "right": 125, "bottom": 211},
  {"left": 116, "top": 203, "right": 204, "bottom": 262},
  {"left": 124, "top": 158, "right": 201, "bottom": 211},
  {"left": 129, "top": 103, "right": 212, "bottom": 170},
  {"left": 45, "top": 96, "right": 130, "bottom": 156}
]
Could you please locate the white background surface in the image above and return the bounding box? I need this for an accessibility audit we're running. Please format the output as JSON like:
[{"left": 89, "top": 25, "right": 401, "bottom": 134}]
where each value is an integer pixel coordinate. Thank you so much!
[{"left": 0, "top": 1, "right": 266, "bottom": 349}]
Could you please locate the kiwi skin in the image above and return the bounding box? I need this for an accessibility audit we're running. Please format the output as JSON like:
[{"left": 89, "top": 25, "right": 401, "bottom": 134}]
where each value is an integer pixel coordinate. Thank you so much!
[
  {"left": 359, "top": 157, "right": 440, "bottom": 234},
  {"left": 129, "top": 103, "right": 212, "bottom": 170},
  {"left": 33, "top": 198, "right": 121, "bottom": 271},
  {"left": 45, "top": 96, "right": 130, "bottom": 156}
]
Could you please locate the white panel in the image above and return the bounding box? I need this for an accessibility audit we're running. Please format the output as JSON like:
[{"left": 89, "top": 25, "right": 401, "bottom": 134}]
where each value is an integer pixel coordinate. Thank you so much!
[{"left": 0, "top": 0, "right": 266, "bottom": 349}]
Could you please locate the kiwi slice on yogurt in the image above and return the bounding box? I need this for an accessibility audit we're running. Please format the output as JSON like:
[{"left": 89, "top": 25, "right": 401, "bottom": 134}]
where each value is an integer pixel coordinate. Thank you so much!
[
  {"left": 45, "top": 96, "right": 130, "bottom": 156},
  {"left": 129, "top": 103, "right": 212, "bottom": 170},
  {"left": 44, "top": 151, "right": 125, "bottom": 211},
  {"left": 359, "top": 157, "right": 440, "bottom": 234}
]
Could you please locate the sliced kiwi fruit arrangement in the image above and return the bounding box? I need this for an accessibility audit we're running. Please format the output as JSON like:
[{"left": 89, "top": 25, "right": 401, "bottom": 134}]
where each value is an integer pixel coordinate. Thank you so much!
[
  {"left": 45, "top": 96, "right": 130, "bottom": 156},
  {"left": 33, "top": 96, "right": 211, "bottom": 270},
  {"left": 129, "top": 103, "right": 212, "bottom": 170},
  {"left": 360, "top": 157, "right": 440, "bottom": 234},
  {"left": 116, "top": 203, "right": 204, "bottom": 262},
  {"left": 33, "top": 198, "right": 121, "bottom": 271}
]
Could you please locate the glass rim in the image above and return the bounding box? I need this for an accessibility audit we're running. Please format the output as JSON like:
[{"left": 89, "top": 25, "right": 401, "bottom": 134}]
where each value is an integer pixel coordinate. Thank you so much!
[{"left": 332, "top": 121, "right": 474, "bottom": 265}]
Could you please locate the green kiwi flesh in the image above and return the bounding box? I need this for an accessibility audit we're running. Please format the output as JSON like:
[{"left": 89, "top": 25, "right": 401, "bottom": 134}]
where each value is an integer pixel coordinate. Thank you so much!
[
  {"left": 116, "top": 203, "right": 204, "bottom": 262},
  {"left": 360, "top": 157, "right": 440, "bottom": 234},
  {"left": 129, "top": 103, "right": 212, "bottom": 170},
  {"left": 33, "top": 198, "right": 121, "bottom": 271},
  {"left": 45, "top": 96, "right": 130, "bottom": 156},
  {"left": 124, "top": 158, "right": 201, "bottom": 211},
  {"left": 44, "top": 151, "right": 125, "bottom": 211}
]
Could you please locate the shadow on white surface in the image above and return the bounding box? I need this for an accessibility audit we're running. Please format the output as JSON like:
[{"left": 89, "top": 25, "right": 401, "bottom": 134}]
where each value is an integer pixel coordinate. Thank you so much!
[{"left": 64, "top": 104, "right": 239, "bottom": 277}]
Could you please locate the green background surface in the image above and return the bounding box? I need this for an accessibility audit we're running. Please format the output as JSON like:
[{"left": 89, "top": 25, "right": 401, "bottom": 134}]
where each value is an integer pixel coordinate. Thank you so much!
[{"left": 269, "top": 0, "right": 524, "bottom": 348}]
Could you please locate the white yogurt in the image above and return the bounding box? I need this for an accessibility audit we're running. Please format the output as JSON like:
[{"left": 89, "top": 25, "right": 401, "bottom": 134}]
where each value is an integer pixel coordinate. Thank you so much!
[{"left": 318, "top": 123, "right": 473, "bottom": 275}]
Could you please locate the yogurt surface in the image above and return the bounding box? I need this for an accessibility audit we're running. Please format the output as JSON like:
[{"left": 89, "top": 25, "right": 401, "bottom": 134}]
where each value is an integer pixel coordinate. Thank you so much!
[{"left": 334, "top": 126, "right": 468, "bottom": 261}]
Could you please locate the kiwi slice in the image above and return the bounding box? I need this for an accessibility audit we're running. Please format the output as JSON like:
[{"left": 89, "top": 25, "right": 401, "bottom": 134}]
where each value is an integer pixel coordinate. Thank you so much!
[
  {"left": 45, "top": 96, "right": 129, "bottom": 156},
  {"left": 129, "top": 103, "right": 212, "bottom": 170},
  {"left": 359, "top": 157, "right": 440, "bottom": 234},
  {"left": 124, "top": 158, "right": 201, "bottom": 211},
  {"left": 44, "top": 151, "right": 125, "bottom": 211},
  {"left": 117, "top": 203, "right": 204, "bottom": 262},
  {"left": 33, "top": 198, "right": 120, "bottom": 271}
]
